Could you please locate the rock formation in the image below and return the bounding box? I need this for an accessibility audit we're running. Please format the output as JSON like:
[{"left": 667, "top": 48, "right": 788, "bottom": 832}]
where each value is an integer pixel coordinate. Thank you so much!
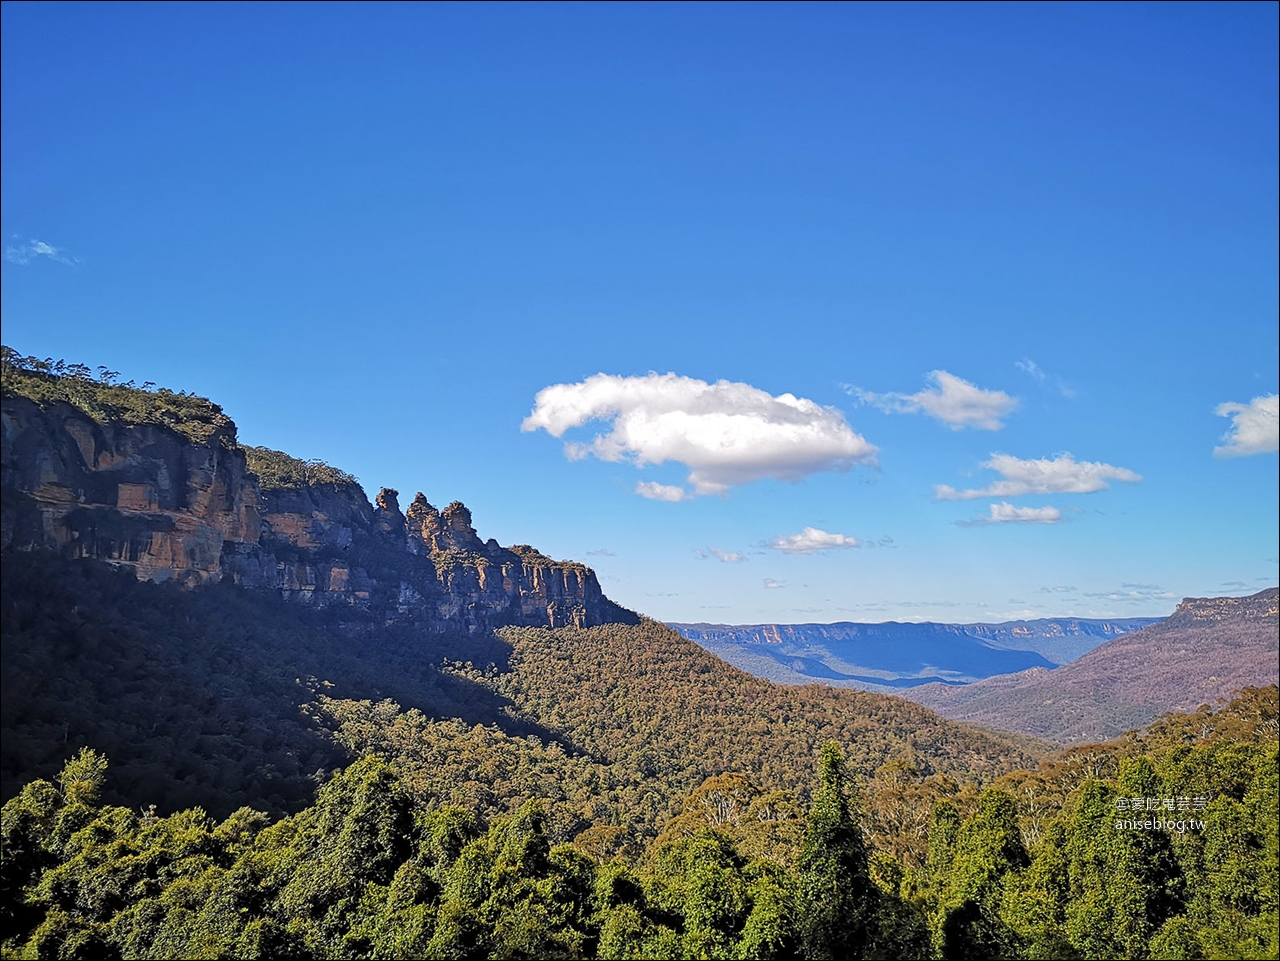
[{"left": 1, "top": 389, "right": 634, "bottom": 633}]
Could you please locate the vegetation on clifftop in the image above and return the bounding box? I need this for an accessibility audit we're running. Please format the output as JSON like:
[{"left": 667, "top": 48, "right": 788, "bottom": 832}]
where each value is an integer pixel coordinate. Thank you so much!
[
  {"left": 242, "top": 445, "right": 359, "bottom": 491},
  {"left": 1, "top": 348, "right": 357, "bottom": 493},
  {"left": 1, "top": 346, "right": 234, "bottom": 446}
]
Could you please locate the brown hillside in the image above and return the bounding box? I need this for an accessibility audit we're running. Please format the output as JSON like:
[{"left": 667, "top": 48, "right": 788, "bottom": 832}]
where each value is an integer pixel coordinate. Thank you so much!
[{"left": 904, "top": 588, "right": 1279, "bottom": 743}]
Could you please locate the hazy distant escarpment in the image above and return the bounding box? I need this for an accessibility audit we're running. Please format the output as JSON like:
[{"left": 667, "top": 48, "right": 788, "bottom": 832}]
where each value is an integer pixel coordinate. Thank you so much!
[
  {"left": 671, "top": 617, "right": 1159, "bottom": 691},
  {"left": 906, "top": 588, "right": 1279, "bottom": 743},
  {"left": 0, "top": 348, "right": 634, "bottom": 632}
]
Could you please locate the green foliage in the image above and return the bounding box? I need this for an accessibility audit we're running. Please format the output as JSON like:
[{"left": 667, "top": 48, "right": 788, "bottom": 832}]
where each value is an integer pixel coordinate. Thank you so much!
[
  {"left": 1062, "top": 779, "right": 1183, "bottom": 959},
  {"left": 797, "top": 743, "right": 878, "bottom": 959},
  {"left": 1, "top": 706, "right": 1277, "bottom": 961},
  {"left": 241, "top": 446, "right": 358, "bottom": 491},
  {"left": 427, "top": 801, "right": 596, "bottom": 959},
  {"left": 55, "top": 751, "right": 108, "bottom": 809},
  {"left": 1, "top": 347, "right": 234, "bottom": 445},
  {"left": 936, "top": 791, "right": 1028, "bottom": 960}
]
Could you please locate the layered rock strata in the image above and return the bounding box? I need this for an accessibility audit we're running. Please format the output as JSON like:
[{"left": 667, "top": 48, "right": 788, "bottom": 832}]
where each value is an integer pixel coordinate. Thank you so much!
[{"left": 1, "top": 393, "right": 632, "bottom": 632}]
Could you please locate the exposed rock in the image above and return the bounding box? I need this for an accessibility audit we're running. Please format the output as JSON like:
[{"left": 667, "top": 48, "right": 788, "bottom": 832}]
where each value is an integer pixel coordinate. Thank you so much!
[
  {"left": 1, "top": 390, "right": 635, "bottom": 633},
  {"left": 439, "top": 501, "right": 484, "bottom": 552},
  {"left": 373, "top": 487, "right": 406, "bottom": 541},
  {"left": 1164, "top": 590, "right": 1279, "bottom": 626},
  {"left": 405, "top": 492, "right": 442, "bottom": 554},
  {"left": 2, "top": 397, "right": 258, "bottom": 587}
]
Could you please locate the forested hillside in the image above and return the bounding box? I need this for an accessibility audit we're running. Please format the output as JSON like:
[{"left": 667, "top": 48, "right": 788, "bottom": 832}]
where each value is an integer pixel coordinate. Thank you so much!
[
  {"left": 3, "top": 690, "right": 1274, "bottom": 960},
  {"left": 1, "top": 549, "right": 1041, "bottom": 841}
]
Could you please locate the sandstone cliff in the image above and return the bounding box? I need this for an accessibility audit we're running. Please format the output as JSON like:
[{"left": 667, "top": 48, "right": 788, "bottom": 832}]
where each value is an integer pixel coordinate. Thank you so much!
[{"left": 1, "top": 377, "right": 633, "bottom": 633}]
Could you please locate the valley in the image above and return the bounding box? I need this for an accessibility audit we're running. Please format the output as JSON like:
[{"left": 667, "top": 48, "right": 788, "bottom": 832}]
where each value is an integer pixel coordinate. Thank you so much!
[
  {"left": 2, "top": 352, "right": 1275, "bottom": 960},
  {"left": 670, "top": 616, "right": 1159, "bottom": 691}
]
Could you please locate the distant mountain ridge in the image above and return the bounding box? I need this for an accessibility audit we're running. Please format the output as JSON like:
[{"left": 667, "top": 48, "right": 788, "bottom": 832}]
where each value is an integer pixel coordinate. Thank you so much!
[
  {"left": 903, "top": 587, "right": 1279, "bottom": 743},
  {"left": 670, "top": 616, "right": 1159, "bottom": 691}
]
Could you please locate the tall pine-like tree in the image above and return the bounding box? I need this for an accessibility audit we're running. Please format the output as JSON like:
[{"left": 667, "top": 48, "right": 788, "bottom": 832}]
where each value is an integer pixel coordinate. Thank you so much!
[{"left": 798, "top": 742, "right": 879, "bottom": 959}]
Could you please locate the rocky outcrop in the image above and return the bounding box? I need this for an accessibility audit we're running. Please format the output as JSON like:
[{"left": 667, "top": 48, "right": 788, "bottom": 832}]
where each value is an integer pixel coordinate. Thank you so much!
[
  {"left": 1164, "top": 589, "right": 1279, "bottom": 626},
  {"left": 1, "top": 396, "right": 259, "bottom": 587},
  {"left": 1, "top": 392, "right": 634, "bottom": 633}
]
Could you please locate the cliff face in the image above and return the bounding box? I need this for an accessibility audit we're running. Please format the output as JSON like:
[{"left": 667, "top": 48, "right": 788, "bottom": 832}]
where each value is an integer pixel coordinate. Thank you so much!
[
  {"left": 1, "top": 393, "right": 633, "bottom": 633},
  {"left": 1163, "top": 589, "right": 1279, "bottom": 627}
]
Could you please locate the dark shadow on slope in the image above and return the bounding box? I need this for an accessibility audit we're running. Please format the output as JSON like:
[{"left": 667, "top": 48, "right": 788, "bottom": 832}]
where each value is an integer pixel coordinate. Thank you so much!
[{"left": 0, "top": 549, "right": 579, "bottom": 820}]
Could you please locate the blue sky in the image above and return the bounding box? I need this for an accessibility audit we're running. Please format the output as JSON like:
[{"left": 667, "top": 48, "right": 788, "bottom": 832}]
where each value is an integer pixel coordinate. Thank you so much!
[{"left": 3, "top": 2, "right": 1276, "bottom": 624}]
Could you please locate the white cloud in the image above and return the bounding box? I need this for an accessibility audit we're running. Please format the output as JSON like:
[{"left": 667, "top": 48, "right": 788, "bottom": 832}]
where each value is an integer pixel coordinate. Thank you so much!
[
  {"left": 768, "top": 527, "right": 860, "bottom": 554},
  {"left": 1084, "top": 583, "right": 1177, "bottom": 603},
  {"left": 962, "top": 502, "right": 1063, "bottom": 526},
  {"left": 847, "top": 370, "right": 1016, "bottom": 431},
  {"left": 1016, "top": 358, "right": 1076, "bottom": 398},
  {"left": 1015, "top": 358, "right": 1046, "bottom": 382},
  {"left": 523, "top": 372, "right": 878, "bottom": 496},
  {"left": 935, "top": 453, "right": 1141, "bottom": 500},
  {"left": 699, "top": 546, "right": 745, "bottom": 563},
  {"left": 4, "top": 238, "right": 76, "bottom": 266},
  {"left": 1214, "top": 394, "right": 1279, "bottom": 457},
  {"left": 763, "top": 578, "right": 785, "bottom": 589},
  {"left": 635, "top": 481, "right": 689, "bottom": 502}
]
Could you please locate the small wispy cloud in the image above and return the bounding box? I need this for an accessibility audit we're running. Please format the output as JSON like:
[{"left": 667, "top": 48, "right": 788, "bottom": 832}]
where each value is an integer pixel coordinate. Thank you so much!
[
  {"left": 697, "top": 546, "right": 745, "bottom": 563},
  {"left": 1083, "top": 583, "right": 1177, "bottom": 602},
  {"left": 635, "top": 481, "right": 690, "bottom": 502},
  {"left": 763, "top": 578, "right": 785, "bottom": 589},
  {"left": 4, "top": 237, "right": 77, "bottom": 266},
  {"left": 959, "top": 502, "right": 1063, "bottom": 526},
  {"left": 1037, "top": 585, "right": 1077, "bottom": 594},
  {"left": 768, "top": 527, "right": 860, "bottom": 554},
  {"left": 845, "top": 370, "right": 1017, "bottom": 431},
  {"left": 935, "top": 453, "right": 1141, "bottom": 500},
  {"left": 1214, "top": 394, "right": 1278, "bottom": 457},
  {"left": 1015, "top": 358, "right": 1075, "bottom": 398},
  {"left": 586, "top": 549, "right": 616, "bottom": 557},
  {"left": 1015, "top": 358, "right": 1046, "bottom": 382}
]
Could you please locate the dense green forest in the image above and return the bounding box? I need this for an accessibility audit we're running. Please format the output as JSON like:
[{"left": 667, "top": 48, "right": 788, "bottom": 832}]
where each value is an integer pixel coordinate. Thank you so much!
[
  {"left": 2, "top": 550, "right": 1277, "bottom": 958},
  {"left": 3, "top": 693, "right": 1276, "bottom": 960}
]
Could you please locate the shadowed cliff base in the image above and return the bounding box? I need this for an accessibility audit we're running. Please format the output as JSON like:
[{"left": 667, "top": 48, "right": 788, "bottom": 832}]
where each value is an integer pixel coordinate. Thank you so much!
[{"left": 0, "top": 548, "right": 582, "bottom": 819}]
